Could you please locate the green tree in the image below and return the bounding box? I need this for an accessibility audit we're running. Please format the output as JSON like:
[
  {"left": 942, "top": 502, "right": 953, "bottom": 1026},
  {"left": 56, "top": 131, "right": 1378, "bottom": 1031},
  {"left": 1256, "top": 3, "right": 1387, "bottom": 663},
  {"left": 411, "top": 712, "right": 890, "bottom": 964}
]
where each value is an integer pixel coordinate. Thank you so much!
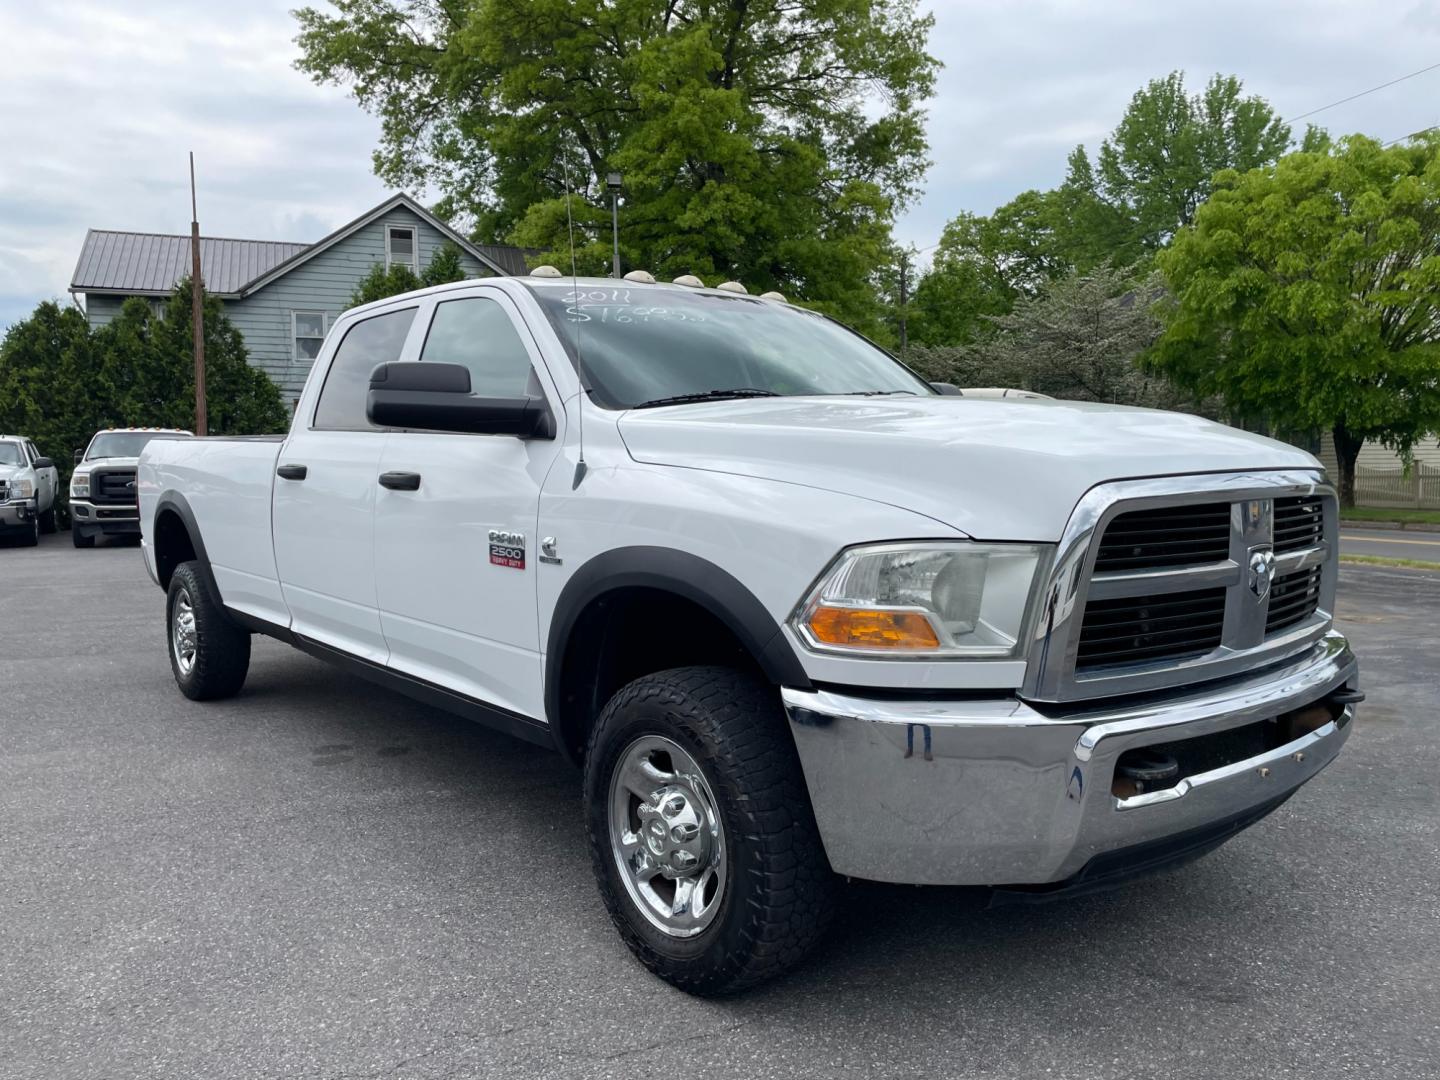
[
  {"left": 0, "top": 284, "right": 287, "bottom": 492},
  {"left": 1064, "top": 71, "right": 1293, "bottom": 258},
  {"left": 1152, "top": 134, "right": 1440, "bottom": 506},
  {"left": 0, "top": 301, "right": 105, "bottom": 477},
  {"left": 295, "top": 0, "right": 938, "bottom": 336},
  {"left": 420, "top": 241, "right": 467, "bottom": 287},
  {"left": 349, "top": 242, "right": 471, "bottom": 306},
  {"left": 964, "top": 266, "right": 1189, "bottom": 408}
]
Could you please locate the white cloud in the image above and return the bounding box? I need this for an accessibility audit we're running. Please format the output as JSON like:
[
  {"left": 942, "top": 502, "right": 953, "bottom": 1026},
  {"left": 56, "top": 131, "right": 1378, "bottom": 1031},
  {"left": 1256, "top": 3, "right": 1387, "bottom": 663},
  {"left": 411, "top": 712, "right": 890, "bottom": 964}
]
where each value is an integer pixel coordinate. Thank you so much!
[{"left": 1, "top": 0, "right": 1439, "bottom": 325}]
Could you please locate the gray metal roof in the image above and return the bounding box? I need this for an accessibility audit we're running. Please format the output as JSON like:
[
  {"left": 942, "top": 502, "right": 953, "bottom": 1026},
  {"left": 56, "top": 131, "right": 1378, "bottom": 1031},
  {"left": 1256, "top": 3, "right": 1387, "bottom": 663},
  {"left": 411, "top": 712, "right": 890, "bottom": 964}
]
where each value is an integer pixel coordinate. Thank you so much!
[
  {"left": 71, "top": 230, "right": 309, "bottom": 296},
  {"left": 470, "top": 243, "right": 541, "bottom": 276}
]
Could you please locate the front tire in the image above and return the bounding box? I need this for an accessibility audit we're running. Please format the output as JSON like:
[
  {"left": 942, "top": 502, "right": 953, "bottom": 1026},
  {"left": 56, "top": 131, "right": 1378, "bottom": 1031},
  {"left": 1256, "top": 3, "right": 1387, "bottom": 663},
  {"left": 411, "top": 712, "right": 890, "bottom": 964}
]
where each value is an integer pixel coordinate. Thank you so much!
[
  {"left": 39, "top": 506, "right": 57, "bottom": 534},
  {"left": 18, "top": 513, "right": 38, "bottom": 547},
  {"left": 585, "top": 666, "right": 836, "bottom": 995},
  {"left": 72, "top": 527, "right": 95, "bottom": 548},
  {"left": 167, "top": 562, "right": 251, "bottom": 700}
]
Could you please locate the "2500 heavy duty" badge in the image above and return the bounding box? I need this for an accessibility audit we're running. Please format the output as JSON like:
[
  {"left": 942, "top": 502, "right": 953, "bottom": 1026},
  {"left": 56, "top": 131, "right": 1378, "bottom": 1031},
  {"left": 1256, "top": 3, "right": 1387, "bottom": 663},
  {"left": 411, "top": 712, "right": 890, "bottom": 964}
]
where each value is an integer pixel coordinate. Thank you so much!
[{"left": 488, "top": 529, "right": 526, "bottom": 569}]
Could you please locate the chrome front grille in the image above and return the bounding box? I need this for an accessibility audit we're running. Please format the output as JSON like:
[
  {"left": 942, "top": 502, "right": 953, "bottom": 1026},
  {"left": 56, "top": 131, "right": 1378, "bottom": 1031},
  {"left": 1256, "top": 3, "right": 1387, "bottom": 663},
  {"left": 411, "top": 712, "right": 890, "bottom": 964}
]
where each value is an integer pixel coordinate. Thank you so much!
[
  {"left": 1274, "top": 495, "right": 1324, "bottom": 554},
  {"left": 1076, "top": 587, "right": 1227, "bottom": 671},
  {"left": 1266, "top": 564, "right": 1322, "bottom": 634},
  {"left": 1025, "top": 471, "right": 1337, "bottom": 703},
  {"left": 1093, "top": 502, "right": 1232, "bottom": 571}
]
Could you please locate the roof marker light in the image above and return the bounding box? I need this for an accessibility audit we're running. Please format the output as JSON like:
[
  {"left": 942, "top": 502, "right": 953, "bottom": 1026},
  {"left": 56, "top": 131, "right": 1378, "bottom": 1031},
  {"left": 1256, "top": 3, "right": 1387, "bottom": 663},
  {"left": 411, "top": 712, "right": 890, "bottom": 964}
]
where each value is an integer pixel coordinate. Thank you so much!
[
  {"left": 622, "top": 270, "right": 656, "bottom": 284},
  {"left": 672, "top": 274, "right": 704, "bottom": 287},
  {"left": 531, "top": 265, "right": 563, "bottom": 278},
  {"left": 760, "top": 291, "right": 787, "bottom": 302},
  {"left": 716, "top": 281, "right": 747, "bottom": 294}
]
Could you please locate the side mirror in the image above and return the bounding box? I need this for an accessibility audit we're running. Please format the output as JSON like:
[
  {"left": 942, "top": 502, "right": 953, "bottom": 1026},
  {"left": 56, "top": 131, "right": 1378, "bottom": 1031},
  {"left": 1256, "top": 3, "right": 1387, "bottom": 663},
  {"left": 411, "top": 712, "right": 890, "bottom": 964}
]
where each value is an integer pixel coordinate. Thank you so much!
[
  {"left": 931, "top": 382, "right": 964, "bottom": 396},
  {"left": 74, "top": 449, "right": 85, "bottom": 464},
  {"left": 32, "top": 456, "right": 53, "bottom": 469},
  {"left": 366, "top": 362, "right": 555, "bottom": 438}
]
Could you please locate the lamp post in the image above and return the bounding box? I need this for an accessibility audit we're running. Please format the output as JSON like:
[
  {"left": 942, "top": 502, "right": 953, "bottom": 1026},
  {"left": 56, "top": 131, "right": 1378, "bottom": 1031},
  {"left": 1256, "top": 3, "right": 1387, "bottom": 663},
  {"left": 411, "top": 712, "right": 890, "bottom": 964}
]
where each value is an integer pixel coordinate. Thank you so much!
[{"left": 606, "top": 170, "right": 623, "bottom": 277}]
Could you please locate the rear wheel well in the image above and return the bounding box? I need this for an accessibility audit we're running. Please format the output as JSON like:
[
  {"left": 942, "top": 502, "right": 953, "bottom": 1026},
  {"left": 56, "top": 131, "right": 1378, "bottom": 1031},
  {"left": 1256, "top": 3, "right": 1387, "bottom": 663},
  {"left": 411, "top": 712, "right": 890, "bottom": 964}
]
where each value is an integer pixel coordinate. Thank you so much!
[
  {"left": 153, "top": 508, "right": 197, "bottom": 590},
  {"left": 554, "top": 587, "right": 766, "bottom": 763}
]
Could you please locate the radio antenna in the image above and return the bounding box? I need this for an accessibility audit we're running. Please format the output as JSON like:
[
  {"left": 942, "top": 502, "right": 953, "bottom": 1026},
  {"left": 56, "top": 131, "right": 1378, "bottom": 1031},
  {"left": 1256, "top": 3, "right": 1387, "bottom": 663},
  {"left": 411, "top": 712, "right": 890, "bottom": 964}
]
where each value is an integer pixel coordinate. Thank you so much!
[{"left": 562, "top": 149, "right": 588, "bottom": 489}]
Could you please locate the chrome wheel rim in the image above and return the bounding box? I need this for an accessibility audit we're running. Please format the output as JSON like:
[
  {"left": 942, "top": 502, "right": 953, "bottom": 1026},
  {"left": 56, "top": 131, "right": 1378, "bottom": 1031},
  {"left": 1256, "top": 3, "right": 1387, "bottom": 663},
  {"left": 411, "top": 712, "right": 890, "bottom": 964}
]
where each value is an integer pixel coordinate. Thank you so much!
[
  {"left": 172, "top": 588, "right": 197, "bottom": 676},
  {"left": 608, "top": 734, "right": 727, "bottom": 938}
]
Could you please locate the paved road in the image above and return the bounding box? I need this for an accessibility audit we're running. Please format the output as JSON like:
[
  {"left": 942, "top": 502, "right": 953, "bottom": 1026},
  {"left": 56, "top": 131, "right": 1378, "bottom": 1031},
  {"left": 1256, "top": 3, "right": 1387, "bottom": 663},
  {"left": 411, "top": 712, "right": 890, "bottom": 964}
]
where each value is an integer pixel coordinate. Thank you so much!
[
  {"left": 1341, "top": 526, "right": 1440, "bottom": 562},
  {"left": 2, "top": 531, "right": 1437, "bottom": 1079}
]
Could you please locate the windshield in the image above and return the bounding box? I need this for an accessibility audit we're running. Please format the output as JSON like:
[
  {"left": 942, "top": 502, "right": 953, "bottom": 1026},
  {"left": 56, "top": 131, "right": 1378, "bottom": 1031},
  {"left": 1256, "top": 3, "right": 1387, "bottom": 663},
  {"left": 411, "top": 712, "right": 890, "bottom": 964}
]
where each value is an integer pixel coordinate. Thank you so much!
[
  {"left": 0, "top": 442, "right": 24, "bottom": 467},
  {"left": 526, "top": 283, "right": 932, "bottom": 408},
  {"left": 86, "top": 432, "right": 191, "bottom": 460}
]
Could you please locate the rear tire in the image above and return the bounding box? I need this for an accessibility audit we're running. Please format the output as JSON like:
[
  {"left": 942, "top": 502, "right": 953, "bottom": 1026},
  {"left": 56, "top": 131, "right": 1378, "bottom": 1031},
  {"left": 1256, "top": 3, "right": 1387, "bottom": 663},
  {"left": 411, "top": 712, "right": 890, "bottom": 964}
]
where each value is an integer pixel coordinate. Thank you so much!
[
  {"left": 167, "top": 561, "right": 250, "bottom": 701},
  {"left": 585, "top": 666, "right": 836, "bottom": 995},
  {"left": 72, "top": 528, "right": 95, "bottom": 548},
  {"left": 38, "top": 506, "right": 57, "bottom": 534}
]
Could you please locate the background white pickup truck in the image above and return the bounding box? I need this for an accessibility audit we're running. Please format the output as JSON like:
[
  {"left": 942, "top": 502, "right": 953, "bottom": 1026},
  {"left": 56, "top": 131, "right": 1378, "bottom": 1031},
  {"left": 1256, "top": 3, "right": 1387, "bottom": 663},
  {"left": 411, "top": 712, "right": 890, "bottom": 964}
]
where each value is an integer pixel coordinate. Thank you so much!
[
  {"left": 0, "top": 434, "right": 58, "bottom": 545},
  {"left": 139, "top": 273, "right": 1360, "bottom": 994}
]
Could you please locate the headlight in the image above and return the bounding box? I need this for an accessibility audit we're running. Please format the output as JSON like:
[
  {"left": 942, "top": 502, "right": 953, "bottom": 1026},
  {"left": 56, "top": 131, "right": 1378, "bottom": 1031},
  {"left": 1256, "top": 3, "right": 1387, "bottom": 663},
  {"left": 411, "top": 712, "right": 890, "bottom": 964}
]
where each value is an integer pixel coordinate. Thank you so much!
[
  {"left": 794, "top": 542, "right": 1049, "bottom": 658},
  {"left": 10, "top": 478, "right": 34, "bottom": 499},
  {"left": 70, "top": 472, "right": 90, "bottom": 498}
]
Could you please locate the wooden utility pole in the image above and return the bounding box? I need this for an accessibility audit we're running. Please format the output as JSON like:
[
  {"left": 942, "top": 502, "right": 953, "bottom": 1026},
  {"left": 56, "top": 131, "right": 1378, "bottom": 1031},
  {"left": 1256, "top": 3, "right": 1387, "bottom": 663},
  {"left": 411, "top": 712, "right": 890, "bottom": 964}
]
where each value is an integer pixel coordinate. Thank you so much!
[
  {"left": 189, "top": 153, "right": 208, "bottom": 436},
  {"left": 897, "top": 247, "right": 911, "bottom": 351}
]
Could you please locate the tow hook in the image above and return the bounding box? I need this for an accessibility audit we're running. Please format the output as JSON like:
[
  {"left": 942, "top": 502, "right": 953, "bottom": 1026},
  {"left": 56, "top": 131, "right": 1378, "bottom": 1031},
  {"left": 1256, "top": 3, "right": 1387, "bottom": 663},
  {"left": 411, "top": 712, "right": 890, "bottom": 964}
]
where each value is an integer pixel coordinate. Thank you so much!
[{"left": 1112, "top": 749, "right": 1180, "bottom": 799}]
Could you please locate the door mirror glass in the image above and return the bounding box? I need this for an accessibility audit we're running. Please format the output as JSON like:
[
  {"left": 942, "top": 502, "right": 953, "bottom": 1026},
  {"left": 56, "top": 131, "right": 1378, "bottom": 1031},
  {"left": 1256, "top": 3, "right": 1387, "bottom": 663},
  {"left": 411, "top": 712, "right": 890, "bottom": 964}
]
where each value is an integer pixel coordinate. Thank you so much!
[
  {"left": 32, "top": 456, "right": 53, "bottom": 469},
  {"left": 367, "top": 362, "right": 555, "bottom": 438}
]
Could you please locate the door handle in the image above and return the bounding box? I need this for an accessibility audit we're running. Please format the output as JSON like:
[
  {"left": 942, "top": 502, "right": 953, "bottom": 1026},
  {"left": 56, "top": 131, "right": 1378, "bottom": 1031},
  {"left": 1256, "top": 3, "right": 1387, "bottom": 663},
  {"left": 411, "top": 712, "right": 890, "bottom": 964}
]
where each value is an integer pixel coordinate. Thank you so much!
[
  {"left": 379, "top": 471, "right": 421, "bottom": 491},
  {"left": 276, "top": 464, "right": 308, "bottom": 481}
]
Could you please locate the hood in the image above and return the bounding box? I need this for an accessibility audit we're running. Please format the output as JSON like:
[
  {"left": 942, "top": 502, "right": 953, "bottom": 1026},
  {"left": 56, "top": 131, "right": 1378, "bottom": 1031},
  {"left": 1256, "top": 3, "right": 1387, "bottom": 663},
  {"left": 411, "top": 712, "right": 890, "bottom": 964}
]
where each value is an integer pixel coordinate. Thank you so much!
[
  {"left": 617, "top": 396, "right": 1320, "bottom": 541},
  {"left": 0, "top": 464, "right": 24, "bottom": 482},
  {"left": 78, "top": 456, "right": 141, "bottom": 468}
]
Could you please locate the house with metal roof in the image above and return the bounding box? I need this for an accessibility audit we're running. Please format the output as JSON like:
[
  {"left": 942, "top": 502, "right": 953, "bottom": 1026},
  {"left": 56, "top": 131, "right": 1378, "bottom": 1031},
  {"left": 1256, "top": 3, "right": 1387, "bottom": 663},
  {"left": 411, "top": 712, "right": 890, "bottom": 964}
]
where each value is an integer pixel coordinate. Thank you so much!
[{"left": 69, "top": 193, "right": 533, "bottom": 400}]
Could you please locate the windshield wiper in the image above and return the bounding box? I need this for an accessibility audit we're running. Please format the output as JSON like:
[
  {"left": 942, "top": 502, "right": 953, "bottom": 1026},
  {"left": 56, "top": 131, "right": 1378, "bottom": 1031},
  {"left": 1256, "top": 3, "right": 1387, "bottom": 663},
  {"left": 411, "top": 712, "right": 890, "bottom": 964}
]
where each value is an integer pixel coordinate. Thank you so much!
[
  {"left": 830, "top": 390, "right": 920, "bottom": 397},
  {"left": 632, "top": 388, "right": 780, "bottom": 409}
]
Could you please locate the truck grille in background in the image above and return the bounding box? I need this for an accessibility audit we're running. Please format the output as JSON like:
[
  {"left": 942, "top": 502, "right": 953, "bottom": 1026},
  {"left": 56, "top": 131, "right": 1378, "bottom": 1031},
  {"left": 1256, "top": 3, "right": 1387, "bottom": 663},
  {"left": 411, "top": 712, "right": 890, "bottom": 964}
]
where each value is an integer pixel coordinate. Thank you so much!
[
  {"left": 1266, "top": 565, "right": 1322, "bottom": 635},
  {"left": 1273, "top": 495, "right": 1324, "bottom": 553},
  {"left": 1093, "top": 502, "right": 1232, "bottom": 571},
  {"left": 1075, "top": 587, "right": 1227, "bottom": 671},
  {"left": 0, "top": 481, "right": 7, "bottom": 501},
  {"left": 91, "top": 467, "right": 138, "bottom": 506}
]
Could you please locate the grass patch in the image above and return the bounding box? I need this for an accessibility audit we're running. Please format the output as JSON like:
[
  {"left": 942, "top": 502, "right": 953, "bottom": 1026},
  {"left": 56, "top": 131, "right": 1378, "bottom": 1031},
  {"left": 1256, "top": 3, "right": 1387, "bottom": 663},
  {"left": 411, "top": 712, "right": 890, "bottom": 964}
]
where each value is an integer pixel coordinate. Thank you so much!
[
  {"left": 1340, "top": 554, "right": 1440, "bottom": 572},
  {"left": 1341, "top": 506, "right": 1440, "bottom": 525}
]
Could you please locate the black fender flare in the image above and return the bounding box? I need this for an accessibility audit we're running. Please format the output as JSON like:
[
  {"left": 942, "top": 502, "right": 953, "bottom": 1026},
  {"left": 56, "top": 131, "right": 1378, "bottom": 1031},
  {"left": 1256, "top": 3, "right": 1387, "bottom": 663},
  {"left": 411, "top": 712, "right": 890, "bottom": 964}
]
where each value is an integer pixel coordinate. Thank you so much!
[
  {"left": 543, "top": 545, "right": 813, "bottom": 735},
  {"left": 152, "top": 492, "right": 226, "bottom": 611}
]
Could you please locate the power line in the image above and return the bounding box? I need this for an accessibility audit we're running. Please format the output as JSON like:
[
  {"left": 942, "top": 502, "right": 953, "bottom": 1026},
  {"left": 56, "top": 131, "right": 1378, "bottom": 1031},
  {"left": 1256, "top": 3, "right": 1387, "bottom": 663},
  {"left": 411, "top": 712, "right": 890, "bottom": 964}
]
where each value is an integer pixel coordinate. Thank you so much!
[
  {"left": 1288, "top": 61, "right": 1440, "bottom": 123},
  {"left": 1385, "top": 124, "right": 1439, "bottom": 147}
]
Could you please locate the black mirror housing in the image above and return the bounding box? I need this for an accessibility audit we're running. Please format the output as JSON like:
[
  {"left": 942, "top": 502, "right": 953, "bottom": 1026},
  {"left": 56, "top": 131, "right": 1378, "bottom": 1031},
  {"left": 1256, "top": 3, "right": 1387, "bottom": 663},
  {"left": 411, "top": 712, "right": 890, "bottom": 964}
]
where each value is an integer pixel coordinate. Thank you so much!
[
  {"left": 931, "top": 382, "right": 964, "bottom": 396},
  {"left": 32, "top": 456, "right": 54, "bottom": 469},
  {"left": 74, "top": 449, "right": 85, "bottom": 464},
  {"left": 366, "top": 362, "right": 555, "bottom": 438}
]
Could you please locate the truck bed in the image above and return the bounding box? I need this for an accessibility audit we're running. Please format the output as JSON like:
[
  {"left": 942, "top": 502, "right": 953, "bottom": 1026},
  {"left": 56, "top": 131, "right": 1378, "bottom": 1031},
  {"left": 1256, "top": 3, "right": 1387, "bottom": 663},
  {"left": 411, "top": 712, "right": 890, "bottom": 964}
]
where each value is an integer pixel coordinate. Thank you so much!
[{"left": 139, "top": 435, "right": 288, "bottom": 626}]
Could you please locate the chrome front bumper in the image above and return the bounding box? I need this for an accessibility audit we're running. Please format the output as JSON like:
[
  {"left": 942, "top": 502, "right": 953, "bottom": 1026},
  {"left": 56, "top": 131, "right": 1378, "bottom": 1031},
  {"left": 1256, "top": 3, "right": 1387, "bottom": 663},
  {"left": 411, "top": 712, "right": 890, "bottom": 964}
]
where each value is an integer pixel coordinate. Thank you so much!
[
  {"left": 783, "top": 632, "right": 1358, "bottom": 887},
  {"left": 0, "top": 498, "right": 36, "bottom": 528}
]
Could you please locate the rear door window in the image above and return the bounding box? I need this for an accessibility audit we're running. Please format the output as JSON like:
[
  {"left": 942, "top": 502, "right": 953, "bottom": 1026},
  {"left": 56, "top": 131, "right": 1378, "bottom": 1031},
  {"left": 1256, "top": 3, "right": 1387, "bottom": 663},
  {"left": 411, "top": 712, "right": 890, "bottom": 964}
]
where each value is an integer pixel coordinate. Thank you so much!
[{"left": 313, "top": 308, "right": 418, "bottom": 430}]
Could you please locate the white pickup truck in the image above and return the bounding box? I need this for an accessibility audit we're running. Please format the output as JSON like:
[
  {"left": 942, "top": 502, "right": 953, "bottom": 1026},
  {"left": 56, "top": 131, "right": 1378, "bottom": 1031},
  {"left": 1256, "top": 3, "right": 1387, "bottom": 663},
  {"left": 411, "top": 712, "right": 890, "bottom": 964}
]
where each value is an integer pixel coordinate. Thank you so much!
[
  {"left": 139, "top": 273, "right": 1360, "bottom": 994},
  {"left": 0, "top": 434, "right": 59, "bottom": 545}
]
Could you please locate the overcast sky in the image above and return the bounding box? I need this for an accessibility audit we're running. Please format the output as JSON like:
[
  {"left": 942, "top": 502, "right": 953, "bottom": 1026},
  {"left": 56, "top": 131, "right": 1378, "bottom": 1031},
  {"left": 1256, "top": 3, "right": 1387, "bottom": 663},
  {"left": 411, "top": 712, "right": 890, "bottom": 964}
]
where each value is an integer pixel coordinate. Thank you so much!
[{"left": 2, "top": 0, "right": 1438, "bottom": 331}]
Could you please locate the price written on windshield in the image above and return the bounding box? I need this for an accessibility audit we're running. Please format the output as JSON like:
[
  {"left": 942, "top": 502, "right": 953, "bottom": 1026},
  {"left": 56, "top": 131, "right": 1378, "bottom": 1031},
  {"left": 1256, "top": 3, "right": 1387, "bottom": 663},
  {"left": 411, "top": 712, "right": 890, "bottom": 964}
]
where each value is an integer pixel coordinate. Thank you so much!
[{"left": 561, "top": 288, "right": 707, "bottom": 324}]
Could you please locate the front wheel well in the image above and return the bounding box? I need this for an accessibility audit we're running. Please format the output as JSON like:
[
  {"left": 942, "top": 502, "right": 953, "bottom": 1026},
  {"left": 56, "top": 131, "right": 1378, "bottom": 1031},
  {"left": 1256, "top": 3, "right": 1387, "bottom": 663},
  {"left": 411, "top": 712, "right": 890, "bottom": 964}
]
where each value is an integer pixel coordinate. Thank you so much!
[
  {"left": 553, "top": 587, "right": 769, "bottom": 763},
  {"left": 152, "top": 507, "right": 198, "bottom": 590}
]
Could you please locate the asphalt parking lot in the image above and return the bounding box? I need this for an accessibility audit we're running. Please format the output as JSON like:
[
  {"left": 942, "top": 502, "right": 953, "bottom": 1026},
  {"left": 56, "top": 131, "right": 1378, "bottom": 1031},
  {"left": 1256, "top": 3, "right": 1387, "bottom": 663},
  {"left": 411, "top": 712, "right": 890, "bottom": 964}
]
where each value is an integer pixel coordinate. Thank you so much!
[{"left": 2, "top": 531, "right": 1437, "bottom": 1080}]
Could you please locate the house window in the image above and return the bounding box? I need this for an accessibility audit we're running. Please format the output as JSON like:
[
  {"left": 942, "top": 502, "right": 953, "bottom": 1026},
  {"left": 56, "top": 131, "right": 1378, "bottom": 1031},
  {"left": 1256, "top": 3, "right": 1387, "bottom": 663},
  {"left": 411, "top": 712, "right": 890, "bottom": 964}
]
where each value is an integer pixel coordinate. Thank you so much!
[
  {"left": 293, "top": 311, "right": 328, "bottom": 361},
  {"left": 386, "top": 225, "right": 417, "bottom": 271}
]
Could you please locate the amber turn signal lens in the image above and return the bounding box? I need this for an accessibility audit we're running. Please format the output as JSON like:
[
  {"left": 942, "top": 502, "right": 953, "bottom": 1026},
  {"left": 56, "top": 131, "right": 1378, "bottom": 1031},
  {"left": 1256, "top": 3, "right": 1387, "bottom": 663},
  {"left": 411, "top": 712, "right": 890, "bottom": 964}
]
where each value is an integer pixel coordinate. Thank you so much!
[{"left": 806, "top": 606, "right": 940, "bottom": 649}]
